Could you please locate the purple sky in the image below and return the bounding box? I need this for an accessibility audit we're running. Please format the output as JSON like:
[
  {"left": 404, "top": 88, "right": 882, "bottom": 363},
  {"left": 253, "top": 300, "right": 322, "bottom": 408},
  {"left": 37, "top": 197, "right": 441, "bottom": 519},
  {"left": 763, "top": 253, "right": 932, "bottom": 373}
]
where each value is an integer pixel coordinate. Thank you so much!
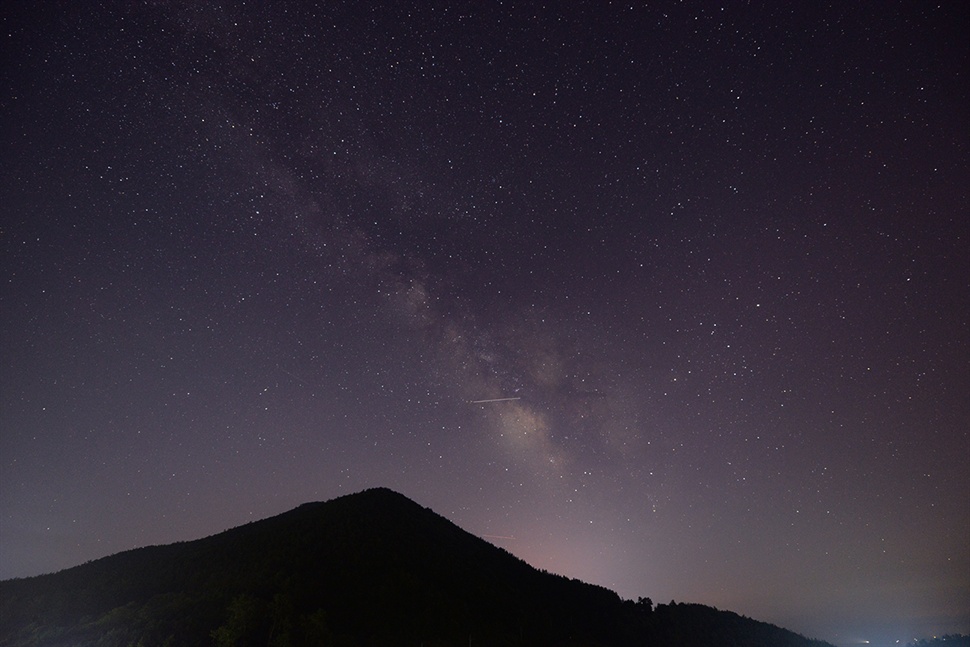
[{"left": 2, "top": 2, "right": 968, "bottom": 645}]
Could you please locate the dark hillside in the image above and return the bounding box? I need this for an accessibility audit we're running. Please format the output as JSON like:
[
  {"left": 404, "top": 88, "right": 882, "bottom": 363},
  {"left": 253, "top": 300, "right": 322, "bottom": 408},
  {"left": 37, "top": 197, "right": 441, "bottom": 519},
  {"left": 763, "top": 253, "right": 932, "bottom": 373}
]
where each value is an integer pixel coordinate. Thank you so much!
[{"left": 0, "top": 488, "right": 834, "bottom": 647}]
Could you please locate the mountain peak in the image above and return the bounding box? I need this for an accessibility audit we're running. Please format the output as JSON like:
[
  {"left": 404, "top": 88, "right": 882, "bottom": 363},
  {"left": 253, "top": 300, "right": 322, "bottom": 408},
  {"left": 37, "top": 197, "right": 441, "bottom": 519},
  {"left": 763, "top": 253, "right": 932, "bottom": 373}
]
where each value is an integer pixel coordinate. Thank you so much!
[
  {"left": 0, "top": 488, "right": 836, "bottom": 647},
  {"left": 291, "top": 486, "right": 414, "bottom": 512}
]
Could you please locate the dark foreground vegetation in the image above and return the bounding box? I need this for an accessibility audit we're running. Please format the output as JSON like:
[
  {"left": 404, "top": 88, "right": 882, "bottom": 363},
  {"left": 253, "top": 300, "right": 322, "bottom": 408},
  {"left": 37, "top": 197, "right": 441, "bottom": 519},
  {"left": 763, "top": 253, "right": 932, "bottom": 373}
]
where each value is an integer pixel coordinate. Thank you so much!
[{"left": 0, "top": 488, "right": 835, "bottom": 647}]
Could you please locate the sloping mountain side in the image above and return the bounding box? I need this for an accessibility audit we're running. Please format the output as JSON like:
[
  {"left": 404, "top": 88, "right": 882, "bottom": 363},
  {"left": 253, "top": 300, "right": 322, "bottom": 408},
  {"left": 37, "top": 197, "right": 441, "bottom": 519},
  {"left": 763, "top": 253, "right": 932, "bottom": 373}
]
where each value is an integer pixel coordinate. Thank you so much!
[{"left": 0, "top": 488, "right": 835, "bottom": 647}]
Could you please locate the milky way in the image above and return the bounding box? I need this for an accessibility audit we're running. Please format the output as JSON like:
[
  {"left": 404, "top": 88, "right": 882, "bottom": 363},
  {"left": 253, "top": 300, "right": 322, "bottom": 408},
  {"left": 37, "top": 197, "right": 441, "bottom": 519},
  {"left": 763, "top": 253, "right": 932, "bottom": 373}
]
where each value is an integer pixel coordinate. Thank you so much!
[{"left": 2, "top": 3, "right": 967, "bottom": 645}]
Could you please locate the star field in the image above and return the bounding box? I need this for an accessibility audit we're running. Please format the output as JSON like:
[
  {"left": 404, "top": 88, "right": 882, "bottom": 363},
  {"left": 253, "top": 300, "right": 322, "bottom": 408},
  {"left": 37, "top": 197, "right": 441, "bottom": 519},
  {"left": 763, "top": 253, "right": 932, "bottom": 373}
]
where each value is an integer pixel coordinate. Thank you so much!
[{"left": 1, "top": 2, "right": 968, "bottom": 646}]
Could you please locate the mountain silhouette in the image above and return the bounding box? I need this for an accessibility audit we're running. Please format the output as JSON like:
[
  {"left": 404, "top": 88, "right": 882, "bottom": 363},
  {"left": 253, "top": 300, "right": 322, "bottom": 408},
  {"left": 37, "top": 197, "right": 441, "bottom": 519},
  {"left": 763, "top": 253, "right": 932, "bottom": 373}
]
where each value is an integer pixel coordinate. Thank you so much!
[{"left": 0, "top": 487, "right": 835, "bottom": 646}]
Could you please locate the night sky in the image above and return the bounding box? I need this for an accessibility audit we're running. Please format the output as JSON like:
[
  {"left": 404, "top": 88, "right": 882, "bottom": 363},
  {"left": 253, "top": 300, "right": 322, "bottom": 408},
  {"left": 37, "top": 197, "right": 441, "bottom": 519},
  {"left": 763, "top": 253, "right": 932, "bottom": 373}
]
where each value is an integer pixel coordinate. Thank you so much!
[{"left": 2, "top": 2, "right": 968, "bottom": 645}]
